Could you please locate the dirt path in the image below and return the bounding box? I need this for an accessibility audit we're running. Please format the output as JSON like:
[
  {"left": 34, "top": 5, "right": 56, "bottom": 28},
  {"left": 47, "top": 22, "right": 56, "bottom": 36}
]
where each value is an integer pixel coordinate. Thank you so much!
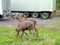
[{"left": 0, "top": 17, "right": 60, "bottom": 28}]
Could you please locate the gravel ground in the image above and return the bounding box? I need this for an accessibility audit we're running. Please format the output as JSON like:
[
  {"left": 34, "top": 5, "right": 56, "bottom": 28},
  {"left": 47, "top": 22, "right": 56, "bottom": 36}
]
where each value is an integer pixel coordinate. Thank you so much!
[
  {"left": 0, "top": 17, "right": 60, "bottom": 28},
  {"left": 36, "top": 17, "right": 60, "bottom": 27}
]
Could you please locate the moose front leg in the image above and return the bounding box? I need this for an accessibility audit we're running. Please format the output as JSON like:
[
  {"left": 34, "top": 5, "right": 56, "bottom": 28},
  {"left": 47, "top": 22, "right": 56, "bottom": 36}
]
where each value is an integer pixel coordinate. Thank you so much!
[
  {"left": 21, "top": 30, "right": 25, "bottom": 36},
  {"left": 24, "top": 32, "right": 28, "bottom": 35},
  {"left": 16, "top": 29, "right": 19, "bottom": 36}
]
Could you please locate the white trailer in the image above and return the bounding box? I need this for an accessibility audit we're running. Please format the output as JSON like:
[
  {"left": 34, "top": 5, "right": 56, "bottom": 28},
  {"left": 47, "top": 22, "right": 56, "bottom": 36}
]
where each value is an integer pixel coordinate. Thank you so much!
[
  {"left": 0, "top": 0, "right": 11, "bottom": 18},
  {"left": 11, "top": 0, "right": 56, "bottom": 18}
]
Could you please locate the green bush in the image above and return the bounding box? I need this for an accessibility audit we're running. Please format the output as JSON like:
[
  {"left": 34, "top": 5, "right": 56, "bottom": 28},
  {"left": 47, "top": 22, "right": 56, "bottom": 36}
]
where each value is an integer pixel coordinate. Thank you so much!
[{"left": 56, "top": 0, "right": 60, "bottom": 9}]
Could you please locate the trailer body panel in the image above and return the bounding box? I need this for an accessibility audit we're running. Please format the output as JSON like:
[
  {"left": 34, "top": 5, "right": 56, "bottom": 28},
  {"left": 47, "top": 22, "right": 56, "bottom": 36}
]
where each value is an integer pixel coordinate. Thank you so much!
[
  {"left": 2, "top": 0, "right": 10, "bottom": 11},
  {"left": 11, "top": 0, "right": 56, "bottom": 12}
]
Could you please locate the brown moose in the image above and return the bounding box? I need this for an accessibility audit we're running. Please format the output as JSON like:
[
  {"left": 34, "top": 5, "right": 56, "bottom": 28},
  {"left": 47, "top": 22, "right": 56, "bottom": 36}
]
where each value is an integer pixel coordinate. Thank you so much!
[{"left": 12, "top": 13, "right": 38, "bottom": 37}]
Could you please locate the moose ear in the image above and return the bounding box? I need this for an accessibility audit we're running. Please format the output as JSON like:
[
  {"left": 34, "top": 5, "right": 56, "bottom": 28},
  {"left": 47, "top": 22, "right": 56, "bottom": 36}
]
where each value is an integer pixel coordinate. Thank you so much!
[
  {"left": 24, "top": 15, "right": 26, "bottom": 18},
  {"left": 16, "top": 13, "right": 20, "bottom": 16},
  {"left": 16, "top": 13, "right": 18, "bottom": 15},
  {"left": 18, "top": 13, "right": 20, "bottom": 16}
]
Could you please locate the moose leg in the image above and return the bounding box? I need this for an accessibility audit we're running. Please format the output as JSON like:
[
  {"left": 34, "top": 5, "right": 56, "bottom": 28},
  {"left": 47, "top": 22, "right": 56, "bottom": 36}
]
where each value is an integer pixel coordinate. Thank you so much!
[
  {"left": 21, "top": 30, "right": 25, "bottom": 36},
  {"left": 34, "top": 23, "right": 38, "bottom": 37},
  {"left": 29, "top": 30, "right": 32, "bottom": 37},
  {"left": 16, "top": 29, "right": 19, "bottom": 36},
  {"left": 24, "top": 32, "right": 28, "bottom": 35},
  {"left": 34, "top": 27, "right": 38, "bottom": 38}
]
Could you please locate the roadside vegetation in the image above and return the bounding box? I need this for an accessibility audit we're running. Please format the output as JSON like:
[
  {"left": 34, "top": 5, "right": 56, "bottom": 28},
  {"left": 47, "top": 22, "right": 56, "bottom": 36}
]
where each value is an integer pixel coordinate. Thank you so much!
[{"left": 56, "top": 0, "right": 60, "bottom": 9}]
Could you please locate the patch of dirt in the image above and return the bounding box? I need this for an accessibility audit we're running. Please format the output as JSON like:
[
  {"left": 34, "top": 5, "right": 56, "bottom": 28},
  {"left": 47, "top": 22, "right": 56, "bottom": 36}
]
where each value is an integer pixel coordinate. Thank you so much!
[{"left": 0, "top": 17, "right": 60, "bottom": 28}]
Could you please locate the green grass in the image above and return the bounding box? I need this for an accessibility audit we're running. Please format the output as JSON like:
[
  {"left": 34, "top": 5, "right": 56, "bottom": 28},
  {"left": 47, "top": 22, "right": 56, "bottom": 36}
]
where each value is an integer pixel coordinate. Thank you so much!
[
  {"left": 56, "top": 0, "right": 60, "bottom": 9},
  {"left": 0, "top": 26, "right": 60, "bottom": 45}
]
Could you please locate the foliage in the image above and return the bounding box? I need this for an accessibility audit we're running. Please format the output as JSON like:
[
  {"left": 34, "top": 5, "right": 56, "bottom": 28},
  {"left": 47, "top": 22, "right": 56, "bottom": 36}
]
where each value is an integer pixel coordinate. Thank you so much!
[{"left": 56, "top": 0, "right": 60, "bottom": 9}]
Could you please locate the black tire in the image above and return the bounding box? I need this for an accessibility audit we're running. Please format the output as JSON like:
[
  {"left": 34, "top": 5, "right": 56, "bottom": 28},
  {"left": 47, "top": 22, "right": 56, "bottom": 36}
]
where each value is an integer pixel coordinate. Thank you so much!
[
  {"left": 41, "top": 12, "right": 50, "bottom": 19},
  {"left": 32, "top": 13, "right": 39, "bottom": 18},
  {"left": 23, "top": 13, "right": 29, "bottom": 17},
  {"left": 0, "top": 15, "right": 3, "bottom": 18}
]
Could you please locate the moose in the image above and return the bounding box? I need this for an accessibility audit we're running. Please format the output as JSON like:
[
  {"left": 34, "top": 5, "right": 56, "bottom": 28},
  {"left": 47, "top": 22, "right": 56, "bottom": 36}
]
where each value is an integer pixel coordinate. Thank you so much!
[
  {"left": 12, "top": 13, "right": 38, "bottom": 37},
  {"left": 22, "top": 15, "right": 37, "bottom": 29}
]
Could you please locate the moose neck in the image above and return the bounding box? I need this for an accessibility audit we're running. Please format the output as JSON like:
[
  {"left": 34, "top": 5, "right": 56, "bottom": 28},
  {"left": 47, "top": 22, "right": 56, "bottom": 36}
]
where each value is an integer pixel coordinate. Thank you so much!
[{"left": 17, "top": 17, "right": 23, "bottom": 23}]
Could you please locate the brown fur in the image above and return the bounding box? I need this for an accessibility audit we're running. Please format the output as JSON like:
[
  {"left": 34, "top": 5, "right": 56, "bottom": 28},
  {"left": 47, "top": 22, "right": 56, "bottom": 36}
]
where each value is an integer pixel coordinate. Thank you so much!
[
  {"left": 22, "top": 15, "right": 38, "bottom": 35},
  {"left": 22, "top": 15, "right": 36, "bottom": 26},
  {"left": 13, "top": 13, "right": 38, "bottom": 37}
]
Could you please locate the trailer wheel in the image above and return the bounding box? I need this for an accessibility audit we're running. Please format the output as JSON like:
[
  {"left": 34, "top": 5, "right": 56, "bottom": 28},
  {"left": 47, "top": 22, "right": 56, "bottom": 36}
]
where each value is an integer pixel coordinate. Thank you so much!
[
  {"left": 32, "top": 13, "right": 39, "bottom": 18},
  {"left": 0, "top": 15, "right": 3, "bottom": 18},
  {"left": 23, "top": 13, "right": 29, "bottom": 17},
  {"left": 41, "top": 13, "right": 50, "bottom": 19}
]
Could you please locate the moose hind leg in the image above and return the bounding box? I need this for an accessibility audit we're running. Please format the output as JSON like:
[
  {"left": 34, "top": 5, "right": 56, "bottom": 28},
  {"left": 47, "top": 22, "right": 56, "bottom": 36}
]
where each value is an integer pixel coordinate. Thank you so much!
[
  {"left": 29, "top": 30, "right": 32, "bottom": 37},
  {"left": 34, "top": 27, "right": 38, "bottom": 38}
]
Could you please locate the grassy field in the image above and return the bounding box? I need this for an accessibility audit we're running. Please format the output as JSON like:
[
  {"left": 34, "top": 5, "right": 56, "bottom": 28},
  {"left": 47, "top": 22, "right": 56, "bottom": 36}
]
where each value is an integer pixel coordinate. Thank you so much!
[
  {"left": 0, "top": 13, "right": 60, "bottom": 45},
  {"left": 0, "top": 25, "right": 60, "bottom": 45}
]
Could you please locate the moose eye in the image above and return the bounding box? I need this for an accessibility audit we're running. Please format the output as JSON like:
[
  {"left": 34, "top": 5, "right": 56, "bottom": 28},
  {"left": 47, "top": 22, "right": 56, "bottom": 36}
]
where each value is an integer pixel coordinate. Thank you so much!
[{"left": 16, "top": 18, "right": 18, "bottom": 19}]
